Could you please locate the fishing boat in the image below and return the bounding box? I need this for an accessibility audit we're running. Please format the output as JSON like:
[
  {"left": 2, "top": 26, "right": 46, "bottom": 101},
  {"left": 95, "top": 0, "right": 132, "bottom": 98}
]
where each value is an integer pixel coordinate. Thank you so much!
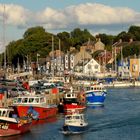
[
  {"left": 0, "top": 107, "right": 32, "bottom": 137},
  {"left": 85, "top": 83, "right": 107, "bottom": 106},
  {"left": 62, "top": 113, "right": 88, "bottom": 134},
  {"left": 12, "top": 94, "right": 57, "bottom": 124},
  {"left": 63, "top": 91, "right": 85, "bottom": 114}
]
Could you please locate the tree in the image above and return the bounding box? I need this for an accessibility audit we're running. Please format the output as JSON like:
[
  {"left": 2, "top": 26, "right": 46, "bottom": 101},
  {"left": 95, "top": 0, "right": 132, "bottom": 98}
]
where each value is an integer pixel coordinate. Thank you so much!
[
  {"left": 114, "top": 31, "right": 134, "bottom": 42},
  {"left": 98, "top": 33, "right": 114, "bottom": 46},
  {"left": 70, "top": 28, "right": 95, "bottom": 49},
  {"left": 128, "top": 25, "right": 140, "bottom": 41}
]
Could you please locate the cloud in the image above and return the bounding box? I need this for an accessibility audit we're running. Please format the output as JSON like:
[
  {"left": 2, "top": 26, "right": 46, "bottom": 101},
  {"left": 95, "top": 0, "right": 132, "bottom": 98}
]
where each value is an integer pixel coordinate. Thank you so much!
[
  {"left": 0, "top": 4, "right": 30, "bottom": 27},
  {"left": 36, "top": 3, "right": 140, "bottom": 30},
  {"left": 0, "top": 2, "right": 140, "bottom": 32}
]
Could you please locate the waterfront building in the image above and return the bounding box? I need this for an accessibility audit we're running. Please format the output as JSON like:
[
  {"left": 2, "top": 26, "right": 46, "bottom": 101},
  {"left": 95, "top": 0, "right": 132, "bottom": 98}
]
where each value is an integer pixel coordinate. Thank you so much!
[
  {"left": 49, "top": 50, "right": 64, "bottom": 75},
  {"left": 74, "top": 58, "right": 101, "bottom": 76},
  {"left": 129, "top": 58, "right": 140, "bottom": 79},
  {"left": 82, "top": 37, "right": 105, "bottom": 54},
  {"left": 118, "top": 59, "right": 131, "bottom": 79}
]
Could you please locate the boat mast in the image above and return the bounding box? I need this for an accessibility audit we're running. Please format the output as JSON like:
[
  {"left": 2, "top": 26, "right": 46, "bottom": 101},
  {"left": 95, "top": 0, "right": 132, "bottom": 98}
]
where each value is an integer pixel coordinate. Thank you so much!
[
  {"left": 3, "top": 5, "right": 6, "bottom": 77},
  {"left": 59, "top": 39, "right": 61, "bottom": 76},
  {"left": 52, "top": 36, "right": 54, "bottom": 78}
]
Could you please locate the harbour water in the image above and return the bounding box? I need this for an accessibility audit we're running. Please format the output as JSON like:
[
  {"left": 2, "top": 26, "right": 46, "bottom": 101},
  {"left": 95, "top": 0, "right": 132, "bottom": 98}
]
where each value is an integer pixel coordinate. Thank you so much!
[{"left": 1, "top": 87, "right": 140, "bottom": 140}]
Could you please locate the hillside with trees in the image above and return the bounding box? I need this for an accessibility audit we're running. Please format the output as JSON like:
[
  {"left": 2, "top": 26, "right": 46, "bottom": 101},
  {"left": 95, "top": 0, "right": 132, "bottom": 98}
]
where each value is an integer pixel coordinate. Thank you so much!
[{"left": 1, "top": 25, "right": 140, "bottom": 67}]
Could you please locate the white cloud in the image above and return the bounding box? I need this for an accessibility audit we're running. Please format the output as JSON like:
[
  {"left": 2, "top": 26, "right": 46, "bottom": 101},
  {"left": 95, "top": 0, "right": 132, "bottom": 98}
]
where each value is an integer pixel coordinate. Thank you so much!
[
  {"left": 0, "top": 4, "right": 30, "bottom": 27},
  {"left": 36, "top": 3, "right": 140, "bottom": 30},
  {"left": 74, "top": 3, "right": 137, "bottom": 25},
  {"left": 0, "top": 2, "right": 140, "bottom": 32}
]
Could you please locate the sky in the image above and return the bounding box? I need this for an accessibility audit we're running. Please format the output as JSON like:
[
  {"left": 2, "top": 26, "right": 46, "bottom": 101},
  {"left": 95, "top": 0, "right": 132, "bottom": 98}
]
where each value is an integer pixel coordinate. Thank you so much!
[{"left": 0, "top": 0, "right": 140, "bottom": 52}]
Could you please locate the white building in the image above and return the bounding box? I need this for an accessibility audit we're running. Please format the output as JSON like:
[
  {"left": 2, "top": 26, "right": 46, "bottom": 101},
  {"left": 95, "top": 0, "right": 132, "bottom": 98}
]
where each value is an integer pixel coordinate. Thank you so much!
[
  {"left": 118, "top": 60, "right": 131, "bottom": 79},
  {"left": 84, "top": 58, "right": 101, "bottom": 75}
]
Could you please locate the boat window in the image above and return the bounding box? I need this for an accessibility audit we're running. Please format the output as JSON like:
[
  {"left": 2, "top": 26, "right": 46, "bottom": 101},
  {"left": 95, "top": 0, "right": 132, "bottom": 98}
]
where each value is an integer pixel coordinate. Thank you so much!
[
  {"left": 3, "top": 111, "right": 6, "bottom": 117},
  {"left": 75, "top": 116, "right": 80, "bottom": 119},
  {"left": 66, "top": 116, "right": 72, "bottom": 120},
  {"left": 35, "top": 98, "right": 39, "bottom": 103},
  {"left": 0, "top": 111, "right": 1, "bottom": 116},
  {"left": 67, "top": 94, "right": 71, "bottom": 97},
  {"left": 40, "top": 97, "right": 45, "bottom": 102},
  {"left": 17, "top": 98, "right": 22, "bottom": 103},
  {"left": 22, "top": 98, "right": 28, "bottom": 103},
  {"left": 29, "top": 98, "right": 34, "bottom": 103},
  {"left": 13, "top": 98, "right": 17, "bottom": 103},
  {"left": 91, "top": 87, "right": 94, "bottom": 90}
]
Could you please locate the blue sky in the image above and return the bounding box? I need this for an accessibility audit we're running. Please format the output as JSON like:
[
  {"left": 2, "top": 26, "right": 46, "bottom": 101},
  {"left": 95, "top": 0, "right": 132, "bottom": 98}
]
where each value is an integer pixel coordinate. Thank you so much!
[{"left": 0, "top": 0, "right": 140, "bottom": 52}]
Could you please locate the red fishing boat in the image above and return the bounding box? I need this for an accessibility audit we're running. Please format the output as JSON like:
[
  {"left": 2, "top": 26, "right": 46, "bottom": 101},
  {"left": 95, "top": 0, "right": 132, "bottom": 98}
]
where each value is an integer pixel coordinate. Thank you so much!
[
  {"left": 12, "top": 94, "right": 57, "bottom": 124},
  {"left": 0, "top": 107, "right": 32, "bottom": 137},
  {"left": 63, "top": 91, "right": 85, "bottom": 114}
]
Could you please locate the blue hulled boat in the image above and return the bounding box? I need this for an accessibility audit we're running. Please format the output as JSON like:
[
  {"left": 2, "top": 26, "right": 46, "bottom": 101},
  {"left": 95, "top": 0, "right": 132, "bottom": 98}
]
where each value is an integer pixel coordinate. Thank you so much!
[
  {"left": 85, "top": 83, "right": 107, "bottom": 106},
  {"left": 62, "top": 113, "right": 88, "bottom": 134}
]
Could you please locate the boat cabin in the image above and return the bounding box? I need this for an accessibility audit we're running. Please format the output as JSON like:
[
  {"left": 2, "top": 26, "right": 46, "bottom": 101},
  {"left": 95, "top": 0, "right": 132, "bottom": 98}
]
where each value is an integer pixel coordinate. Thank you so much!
[
  {"left": 65, "top": 113, "right": 85, "bottom": 124},
  {"left": 84, "top": 84, "right": 106, "bottom": 92},
  {"left": 13, "top": 95, "right": 46, "bottom": 106},
  {"left": 0, "top": 108, "right": 14, "bottom": 118},
  {"left": 64, "top": 92, "right": 77, "bottom": 99},
  {"left": 63, "top": 92, "right": 78, "bottom": 104}
]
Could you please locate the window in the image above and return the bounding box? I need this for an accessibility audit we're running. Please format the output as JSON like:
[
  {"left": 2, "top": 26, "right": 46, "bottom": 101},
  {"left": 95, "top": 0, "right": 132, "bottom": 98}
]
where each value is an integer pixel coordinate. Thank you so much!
[
  {"left": 22, "top": 98, "right": 28, "bottom": 103},
  {"left": 94, "top": 65, "right": 98, "bottom": 69},
  {"left": 35, "top": 98, "right": 39, "bottom": 103},
  {"left": 67, "top": 94, "right": 71, "bottom": 97},
  {"left": 17, "top": 98, "right": 22, "bottom": 103},
  {"left": 29, "top": 98, "right": 34, "bottom": 103},
  {"left": 40, "top": 97, "right": 45, "bottom": 102},
  {"left": 71, "top": 56, "right": 73, "bottom": 61}
]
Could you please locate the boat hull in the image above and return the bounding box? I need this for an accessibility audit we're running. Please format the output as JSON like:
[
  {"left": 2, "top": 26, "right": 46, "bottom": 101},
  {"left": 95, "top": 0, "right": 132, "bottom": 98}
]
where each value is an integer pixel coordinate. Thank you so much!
[
  {"left": 64, "top": 104, "right": 85, "bottom": 114},
  {"left": 0, "top": 120, "right": 31, "bottom": 137},
  {"left": 63, "top": 124, "right": 88, "bottom": 133},
  {"left": 13, "top": 106, "right": 57, "bottom": 124},
  {"left": 86, "top": 91, "right": 107, "bottom": 106}
]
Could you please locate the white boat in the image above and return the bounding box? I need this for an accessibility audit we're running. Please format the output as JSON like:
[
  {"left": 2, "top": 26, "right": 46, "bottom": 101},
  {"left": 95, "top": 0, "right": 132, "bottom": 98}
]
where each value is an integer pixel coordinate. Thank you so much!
[{"left": 62, "top": 113, "right": 88, "bottom": 134}]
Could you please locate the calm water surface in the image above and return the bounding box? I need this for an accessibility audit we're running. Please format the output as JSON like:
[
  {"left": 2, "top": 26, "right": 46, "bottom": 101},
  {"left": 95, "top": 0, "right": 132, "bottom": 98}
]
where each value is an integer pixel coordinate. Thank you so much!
[{"left": 1, "top": 87, "right": 140, "bottom": 140}]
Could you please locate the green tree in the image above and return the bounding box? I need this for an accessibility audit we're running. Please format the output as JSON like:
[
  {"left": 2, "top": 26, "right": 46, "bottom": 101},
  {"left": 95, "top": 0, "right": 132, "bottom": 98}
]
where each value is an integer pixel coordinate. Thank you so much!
[
  {"left": 98, "top": 33, "right": 114, "bottom": 46},
  {"left": 128, "top": 25, "right": 140, "bottom": 41}
]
